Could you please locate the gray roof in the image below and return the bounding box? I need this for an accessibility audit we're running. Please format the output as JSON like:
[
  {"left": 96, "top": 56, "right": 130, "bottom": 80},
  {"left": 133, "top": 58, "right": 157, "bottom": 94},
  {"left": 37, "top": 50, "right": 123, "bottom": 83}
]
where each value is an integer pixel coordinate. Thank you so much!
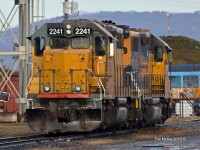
[{"left": 171, "top": 64, "right": 200, "bottom": 72}]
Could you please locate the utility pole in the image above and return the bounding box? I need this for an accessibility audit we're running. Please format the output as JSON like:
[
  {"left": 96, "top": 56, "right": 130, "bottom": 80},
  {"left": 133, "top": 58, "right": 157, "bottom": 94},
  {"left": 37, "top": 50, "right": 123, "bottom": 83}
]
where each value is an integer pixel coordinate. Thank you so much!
[
  {"left": 167, "top": 12, "right": 171, "bottom": 35},
  {"left": 17, "top": 0, "right": 30, "bottom": 121}
]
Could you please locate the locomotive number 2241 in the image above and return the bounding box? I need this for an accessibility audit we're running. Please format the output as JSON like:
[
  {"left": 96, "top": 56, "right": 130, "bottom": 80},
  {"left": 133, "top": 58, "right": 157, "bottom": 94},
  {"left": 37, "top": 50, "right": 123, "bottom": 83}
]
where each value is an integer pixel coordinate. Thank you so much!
[
  {"left": 74, "top": 28, "right": 91, "bottom": 35},
  {"left": 48, "top": 28, "right": 64, "bottom": 35}
]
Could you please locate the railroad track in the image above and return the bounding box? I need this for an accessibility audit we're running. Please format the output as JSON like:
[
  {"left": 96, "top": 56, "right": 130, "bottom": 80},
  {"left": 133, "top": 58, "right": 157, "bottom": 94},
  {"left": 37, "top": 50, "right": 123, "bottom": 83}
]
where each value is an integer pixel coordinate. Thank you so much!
[
  {"left": 0, "top": 124, "right": 166, "bottom": 149},
  {"left": 165, "top": 118, "right": 200, "bottom": 125},
  {"left": 0, "top": 134, "right": 50, "bottom": 148}
]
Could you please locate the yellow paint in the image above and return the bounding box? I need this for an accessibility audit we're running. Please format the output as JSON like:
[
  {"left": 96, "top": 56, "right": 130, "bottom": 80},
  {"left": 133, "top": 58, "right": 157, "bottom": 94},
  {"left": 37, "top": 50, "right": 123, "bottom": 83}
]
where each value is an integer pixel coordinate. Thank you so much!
[
  {"left": 135, "top": 99, "right": 139, "bottom": 109},
  {"left": 93, "top": 56, "right": 106, "bottom": 76},
  {"left": 31, "top": 46, "right": 43, "bottom": 76},
  {"left": 123, "top": 36, "right": 132, "bottom": 65},
  {"left": 149, "top": 52, "right": 168, "bottom": 95},
  {"left": 149, "top": 53, "right": 168, "bottom": 74},
  {"left": 43, "top": 49, "right": 91, "bottom": 93},
  {"left": 29, "top": 42, "right": 109, "bottom": 94},
  {"left": 28, "top": 77, "right": 40, "bottom": 94},
  {"left": 45, "top": 54, "right": 53, "bottom": 62}
]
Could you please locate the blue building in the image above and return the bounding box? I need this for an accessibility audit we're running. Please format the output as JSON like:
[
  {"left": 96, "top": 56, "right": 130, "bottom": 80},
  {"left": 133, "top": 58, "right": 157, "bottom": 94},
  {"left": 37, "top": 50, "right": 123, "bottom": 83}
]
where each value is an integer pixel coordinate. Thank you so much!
[
  {"left": 170, "top": 64, "right": 200, "bottom": 117},
  {"left": 170, "top": 64, "right": 200, "bottom": 89}
]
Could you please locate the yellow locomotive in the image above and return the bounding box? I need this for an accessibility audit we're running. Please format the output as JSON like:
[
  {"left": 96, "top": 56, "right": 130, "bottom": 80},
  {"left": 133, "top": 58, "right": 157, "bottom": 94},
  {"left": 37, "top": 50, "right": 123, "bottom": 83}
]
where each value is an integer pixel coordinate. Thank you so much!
[{"left": 27, "top": 19, "right": 172, "bottom": 132}]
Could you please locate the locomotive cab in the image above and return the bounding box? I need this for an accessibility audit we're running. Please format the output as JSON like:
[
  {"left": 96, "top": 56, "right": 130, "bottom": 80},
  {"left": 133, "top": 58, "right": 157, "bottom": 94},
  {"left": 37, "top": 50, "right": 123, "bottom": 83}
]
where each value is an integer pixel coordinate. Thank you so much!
[
  {"left": 29, "top": 20, "right": 116, "bottom": 95},
  {"left": 27, "top": 20, "right": 119, "bottom": 132}
]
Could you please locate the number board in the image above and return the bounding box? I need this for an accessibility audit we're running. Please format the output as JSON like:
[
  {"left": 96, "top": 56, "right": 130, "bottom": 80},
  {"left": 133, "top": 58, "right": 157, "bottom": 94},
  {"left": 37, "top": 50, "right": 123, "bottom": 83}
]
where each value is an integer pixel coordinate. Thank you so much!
[
  {"left": 74, "top": 28, "right": 92, "bottom": 35},
  {"left": 48, "top": 28, "right": 64, "bottom": 35}
]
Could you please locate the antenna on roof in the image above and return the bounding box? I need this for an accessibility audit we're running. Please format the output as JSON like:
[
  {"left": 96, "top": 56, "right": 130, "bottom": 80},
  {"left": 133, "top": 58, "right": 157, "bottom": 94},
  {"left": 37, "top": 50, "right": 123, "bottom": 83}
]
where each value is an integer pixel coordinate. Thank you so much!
[
  {"left": 63, "top": 0, "right": 78, "bottom": 20},
  {"left": 167, "top": 12, "right": 171, "bottom": 35}
]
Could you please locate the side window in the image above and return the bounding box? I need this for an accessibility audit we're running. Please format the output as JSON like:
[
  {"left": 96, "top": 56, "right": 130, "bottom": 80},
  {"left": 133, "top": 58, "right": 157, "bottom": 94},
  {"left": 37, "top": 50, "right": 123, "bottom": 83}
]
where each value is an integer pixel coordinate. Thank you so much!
[
  {"left": 183, "top": 76, "right": 199, "bottom": 88},
  {"left": 170, "top": 76, "right": 181, "bottom": 88},
  {"left": 95, "top": 36, "right": 106, "bottom": 56},
  {"left": 154, "top": 46, "right": 163, "bottom": 62},
  {"left": 35, "top": 37, "right": 45, "bottom": 56}
]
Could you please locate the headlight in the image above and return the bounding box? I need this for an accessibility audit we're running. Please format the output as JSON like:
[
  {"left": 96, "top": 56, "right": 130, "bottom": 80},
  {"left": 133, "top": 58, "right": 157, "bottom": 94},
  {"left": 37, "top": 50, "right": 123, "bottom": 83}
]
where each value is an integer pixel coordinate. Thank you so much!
[
  {"left": 44, "top": 85, "right": 50, "bottom": 92},
  {"left": 66, "top": 24, "right": 71, "bottom": 29},
  {"left": 66, "top": 30, "right": 71, "bottom": 34},
  {"left": 75, "top": 85, "right": 81, "bottom": 92}
]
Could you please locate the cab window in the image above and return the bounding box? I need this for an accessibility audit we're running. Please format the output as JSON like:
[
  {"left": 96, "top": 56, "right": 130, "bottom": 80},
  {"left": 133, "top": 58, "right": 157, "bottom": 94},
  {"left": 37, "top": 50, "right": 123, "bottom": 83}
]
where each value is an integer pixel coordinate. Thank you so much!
[
  {"left": 50, "top": 37, "right": 69, "bottom": 49},
  {"left": 35, "top": 37, "right": 45, "bottom": 56},
  {"left": 72, "top": 37, "right": 90, "bottom": 49},
  {"left": 95, "top": 36, "right": 106, "bottom": 56},
  {"left": 154, "top": 46, "right": 163, "bottom": 62}
]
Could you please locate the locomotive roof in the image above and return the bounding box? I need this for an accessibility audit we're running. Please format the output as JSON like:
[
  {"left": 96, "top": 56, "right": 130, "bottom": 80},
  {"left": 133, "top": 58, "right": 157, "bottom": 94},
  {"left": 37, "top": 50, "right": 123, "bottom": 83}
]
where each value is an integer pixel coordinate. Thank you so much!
[
  {"left": 151, "top": 34, "right": 173, "bottom": 51},
  {"left": 30, "top": 19, "right": 116, "bottom": 39}
]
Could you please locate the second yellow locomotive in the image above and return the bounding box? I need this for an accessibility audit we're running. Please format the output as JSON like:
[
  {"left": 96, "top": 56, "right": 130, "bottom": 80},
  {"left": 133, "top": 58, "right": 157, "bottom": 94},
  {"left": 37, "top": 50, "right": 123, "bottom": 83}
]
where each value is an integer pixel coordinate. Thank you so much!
[{"left": 27, "top": 19, "right": 172, "bottom": 132}]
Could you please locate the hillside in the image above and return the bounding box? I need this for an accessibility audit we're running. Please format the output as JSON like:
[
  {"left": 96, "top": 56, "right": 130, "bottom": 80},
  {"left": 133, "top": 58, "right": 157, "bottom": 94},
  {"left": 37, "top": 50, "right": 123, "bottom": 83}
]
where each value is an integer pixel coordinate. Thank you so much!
[{"left": 161, "top": 36, "right": 200, "bottom": 64}]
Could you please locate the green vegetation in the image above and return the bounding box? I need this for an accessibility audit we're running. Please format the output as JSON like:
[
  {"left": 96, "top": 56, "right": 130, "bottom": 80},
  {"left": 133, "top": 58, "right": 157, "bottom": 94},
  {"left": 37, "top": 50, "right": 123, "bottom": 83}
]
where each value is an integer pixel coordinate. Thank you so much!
[{"left": 161, "top": 36, "right": 200, "bottom": 64}]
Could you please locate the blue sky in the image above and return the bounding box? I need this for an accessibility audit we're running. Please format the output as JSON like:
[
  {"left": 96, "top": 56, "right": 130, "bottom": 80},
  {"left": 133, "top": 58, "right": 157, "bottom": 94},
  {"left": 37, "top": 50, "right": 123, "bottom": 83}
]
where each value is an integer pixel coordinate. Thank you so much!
[
  {"left": 78, "top": 0, "right": 200, "bottom": 12},
  {"left": 57, "top": 0, "right": 200, "bottom": 16},
  {"left": 0, "top": 0, "right": 200, "bottom": 27}
]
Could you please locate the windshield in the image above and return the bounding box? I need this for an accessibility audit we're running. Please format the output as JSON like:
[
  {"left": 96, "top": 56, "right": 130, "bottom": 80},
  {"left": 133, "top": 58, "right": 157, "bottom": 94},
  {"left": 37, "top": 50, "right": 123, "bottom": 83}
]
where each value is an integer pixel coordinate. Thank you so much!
[
  {"left": 50, "top": 37, "right": 69, "bottom": 49},
  {"left": 72, "top": 37, "right": 90, "bottom": 49}
]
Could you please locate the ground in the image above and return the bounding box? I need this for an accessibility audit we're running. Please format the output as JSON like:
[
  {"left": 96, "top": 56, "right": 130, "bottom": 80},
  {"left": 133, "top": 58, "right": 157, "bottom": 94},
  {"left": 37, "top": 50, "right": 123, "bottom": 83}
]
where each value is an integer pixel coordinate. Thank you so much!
[
  {"left": 0, "top": 123, "right": 41, "bottom": 137},
  {"left": 0, "top": 116, "right": 200, "bottom": 149},
  {"left": 78, "top": 116, "right": 200, "bottom": 149}
]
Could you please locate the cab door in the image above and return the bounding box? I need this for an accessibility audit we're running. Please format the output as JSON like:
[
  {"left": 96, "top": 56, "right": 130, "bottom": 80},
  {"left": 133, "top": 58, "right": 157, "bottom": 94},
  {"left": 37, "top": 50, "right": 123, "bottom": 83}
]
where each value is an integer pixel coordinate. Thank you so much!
[
  {"left": 89, "top": 32, "right": 106, "bottom": 93},
  {"left": 93, "top": 33, "right": 106, "bottom": 76},
  {"left": 151, "top": 46, "right": 165, "bottom": 96},
  {"left": 152, "top": 46, "right": 164, "bottom": 74}
]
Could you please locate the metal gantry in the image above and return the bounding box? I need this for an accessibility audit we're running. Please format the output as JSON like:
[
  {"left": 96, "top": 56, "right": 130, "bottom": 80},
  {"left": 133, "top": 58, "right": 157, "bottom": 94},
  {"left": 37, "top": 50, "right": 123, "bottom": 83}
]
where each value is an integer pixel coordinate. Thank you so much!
[
  {"left": 0, "top": 0, "right": 45, "bottom": 121},
  {"left": 31, "top": 0, "right": 45, "bottom": 33}
]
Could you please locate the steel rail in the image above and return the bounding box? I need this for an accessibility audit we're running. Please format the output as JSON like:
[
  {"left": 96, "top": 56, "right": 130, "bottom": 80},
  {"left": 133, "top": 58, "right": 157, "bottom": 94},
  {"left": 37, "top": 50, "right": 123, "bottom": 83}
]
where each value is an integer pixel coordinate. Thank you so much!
[
  {"left": 0, "top": 124, "right": 167, "bottom": 149},
  {"left": 0, "top": 134, "right": 49, "bottom": 148}
]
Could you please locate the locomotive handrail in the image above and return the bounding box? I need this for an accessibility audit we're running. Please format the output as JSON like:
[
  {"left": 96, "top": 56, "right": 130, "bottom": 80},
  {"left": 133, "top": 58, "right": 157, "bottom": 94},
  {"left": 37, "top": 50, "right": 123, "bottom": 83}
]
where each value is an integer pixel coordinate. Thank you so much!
[
  {"left": 26, "top": 63, "right": 34, "bottom": 89},
  {"left": 70, "top": 68, "right": 89, "bottom": 93},
  {"left": 141, "top": 73, "right": 165, "bottom": 98},
  {"left": 97, "top": 62, "right": 105, "bottom": 75},
  {"left": 69, "top": 68, "right": 105, "bottom": 101},
  {"left": 88, "top": 69, "right": 105, "bottom": 99},
  {"left": 130, "top": 72, "right": 141, "bottom": 97},
  {"left": 26, "top": 67, "right": 39, "bottom": 96},
  {"left": 36, "top": 68, "right": 60, "bottom": 94},
  {"left": 98, "top": 76, "right": 105, "bottom": 97}
]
